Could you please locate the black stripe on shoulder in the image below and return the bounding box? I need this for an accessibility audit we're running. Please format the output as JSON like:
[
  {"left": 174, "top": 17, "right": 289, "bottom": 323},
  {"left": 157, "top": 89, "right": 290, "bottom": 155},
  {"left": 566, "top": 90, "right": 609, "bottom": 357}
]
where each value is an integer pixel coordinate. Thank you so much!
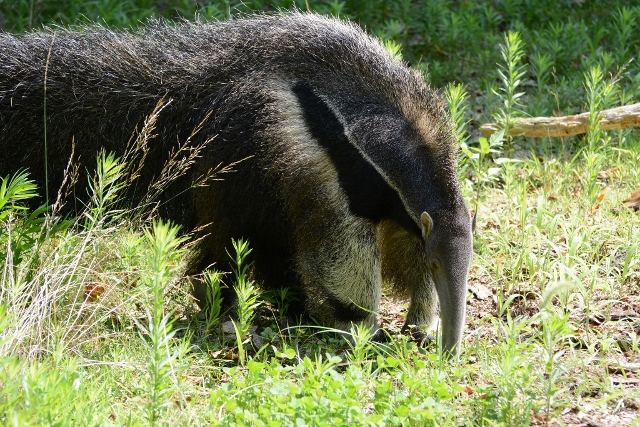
[{"left": 291, "top": 81, "right": 418, "bottom": 236}]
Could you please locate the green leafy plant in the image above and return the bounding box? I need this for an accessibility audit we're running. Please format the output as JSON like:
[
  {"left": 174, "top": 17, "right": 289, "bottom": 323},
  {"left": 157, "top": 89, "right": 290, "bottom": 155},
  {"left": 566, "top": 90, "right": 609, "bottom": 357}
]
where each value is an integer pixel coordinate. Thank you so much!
[
  {"left": 140, "top": 220, "right": 189, "bottom": 425},
  {"left": 534, "top": 309, "right": 573, "bottom": 424},
  {"left": 581, "top": 65, "right": 619, "bottom": 206},
  {"left": 530, "top": 51, "right": 554, "bottom": 114},
  {"left": 0, "top": 170, "right": 38, "bottom": 220},
  {"left": 492, "top": 30, "right": 527, "bottom": 146},
  {"left": 613, "top": 6, "right": 637, "bottom": 63},
  {"left": 85, "top": 151, "right": 127, "bottom": 226},
  {"left": 345, "top": 323, "right": 376, "bottom": 369},
  {"left": 445, "top": 82, "right": 471, "bottom": 182},
  {"left": 460, "top": 129, "right": 505, "bottom": 223},
  {"left": 203, "top": 270, "right": 225, "bottom": 333},
  {"left": 228, "top": 238, "right": 261, "bottom": 366},
  {"left": 0, "top": 171, "right": 47, "bottom": 265}
]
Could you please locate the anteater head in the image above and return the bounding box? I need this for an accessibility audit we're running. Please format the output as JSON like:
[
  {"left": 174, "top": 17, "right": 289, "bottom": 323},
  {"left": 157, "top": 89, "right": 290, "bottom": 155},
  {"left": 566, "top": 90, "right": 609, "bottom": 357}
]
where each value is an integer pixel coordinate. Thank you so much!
[{"left": 421, "top": 207, "right": 473, "bottom": 354}]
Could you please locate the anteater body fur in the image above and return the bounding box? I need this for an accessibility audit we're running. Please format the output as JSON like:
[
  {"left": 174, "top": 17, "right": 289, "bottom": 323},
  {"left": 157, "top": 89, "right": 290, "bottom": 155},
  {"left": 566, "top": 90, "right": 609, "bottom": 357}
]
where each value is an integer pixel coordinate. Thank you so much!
[{"left": 0, "top": 13, "right": 473, "bottom": 353}]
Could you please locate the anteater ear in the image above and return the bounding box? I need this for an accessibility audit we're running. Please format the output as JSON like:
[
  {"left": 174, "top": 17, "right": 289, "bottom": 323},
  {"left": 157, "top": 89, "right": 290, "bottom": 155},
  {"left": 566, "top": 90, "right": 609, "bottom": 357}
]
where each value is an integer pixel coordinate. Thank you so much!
[{"left": 420, "top": 211, "right": 433, "bottom": 240}]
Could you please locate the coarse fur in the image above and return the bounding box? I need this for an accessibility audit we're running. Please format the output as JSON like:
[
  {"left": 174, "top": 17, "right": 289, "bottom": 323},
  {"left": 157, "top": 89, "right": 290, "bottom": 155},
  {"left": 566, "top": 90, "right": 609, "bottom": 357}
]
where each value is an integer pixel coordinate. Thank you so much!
[{"left": 0, "top": 13, "right": 473, "bottom": 354}]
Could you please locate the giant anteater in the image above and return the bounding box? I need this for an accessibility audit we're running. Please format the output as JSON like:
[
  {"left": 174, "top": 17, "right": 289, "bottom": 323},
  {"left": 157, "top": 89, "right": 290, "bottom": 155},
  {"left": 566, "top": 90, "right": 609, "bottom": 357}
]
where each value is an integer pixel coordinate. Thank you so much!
[{"left": 0, "top": 13, "right": 473, "bottom": 354}]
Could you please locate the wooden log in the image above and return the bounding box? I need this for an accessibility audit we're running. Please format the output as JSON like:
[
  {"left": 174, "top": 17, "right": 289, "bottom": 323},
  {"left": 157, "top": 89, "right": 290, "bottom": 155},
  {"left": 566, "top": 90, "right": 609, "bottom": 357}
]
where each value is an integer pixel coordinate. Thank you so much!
[{"left": 480, "top": 102, "right": 640, "bottom": 138}]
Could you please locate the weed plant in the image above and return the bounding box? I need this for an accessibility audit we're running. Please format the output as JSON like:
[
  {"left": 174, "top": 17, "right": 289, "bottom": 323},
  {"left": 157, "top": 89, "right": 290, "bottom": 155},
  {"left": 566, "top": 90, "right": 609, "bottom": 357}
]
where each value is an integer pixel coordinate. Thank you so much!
[
  {"left": 228, "top": 238, "right": 261, "bottom": 366},
  {"left": 1, "top": 1, "right": 639, "bottom": 426},
  {"left": 140, "top": 220, "right": 190, "bottom": 424},
  {"left": 492, "top": 30, "right": 527, "bottom": 146},
  {"left": 203, "top": 269, "right": 224, "bottom": 332}
]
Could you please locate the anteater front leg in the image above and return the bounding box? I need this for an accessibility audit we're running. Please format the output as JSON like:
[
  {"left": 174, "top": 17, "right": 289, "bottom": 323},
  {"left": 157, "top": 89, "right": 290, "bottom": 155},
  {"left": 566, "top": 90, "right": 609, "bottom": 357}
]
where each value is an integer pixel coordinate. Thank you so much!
[
  {"left": 294, "top": 217, "right": 382, "bottom": 336},
  {"left": 378, "top": 220, "right": 439, "bottom": 342}
]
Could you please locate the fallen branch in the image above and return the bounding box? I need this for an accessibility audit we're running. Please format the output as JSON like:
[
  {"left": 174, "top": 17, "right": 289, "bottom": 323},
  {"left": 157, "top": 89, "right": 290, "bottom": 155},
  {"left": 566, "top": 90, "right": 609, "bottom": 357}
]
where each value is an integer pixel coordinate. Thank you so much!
[{"left": 480, "top": 102, "right": 640, "bottom": 138}]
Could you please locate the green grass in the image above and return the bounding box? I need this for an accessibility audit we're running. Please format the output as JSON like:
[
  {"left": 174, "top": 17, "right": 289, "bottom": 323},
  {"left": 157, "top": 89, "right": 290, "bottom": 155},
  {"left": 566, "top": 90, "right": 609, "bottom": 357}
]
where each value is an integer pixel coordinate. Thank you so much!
[{"left": 1, "top": 1, "right": 640, "bottom": 426}]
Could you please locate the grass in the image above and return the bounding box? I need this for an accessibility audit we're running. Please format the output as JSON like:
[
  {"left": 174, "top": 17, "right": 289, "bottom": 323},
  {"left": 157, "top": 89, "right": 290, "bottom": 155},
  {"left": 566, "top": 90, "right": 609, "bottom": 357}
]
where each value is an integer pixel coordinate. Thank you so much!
[{"left": 1, "top": 1, "right": 639, "bottom": 426}]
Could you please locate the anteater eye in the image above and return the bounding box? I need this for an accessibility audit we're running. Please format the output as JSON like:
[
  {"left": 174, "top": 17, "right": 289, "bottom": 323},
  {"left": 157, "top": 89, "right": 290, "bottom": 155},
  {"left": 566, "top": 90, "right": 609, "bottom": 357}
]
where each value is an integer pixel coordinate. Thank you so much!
[{"left": 431, "top": 261, "right": 439, "bottom": 271}]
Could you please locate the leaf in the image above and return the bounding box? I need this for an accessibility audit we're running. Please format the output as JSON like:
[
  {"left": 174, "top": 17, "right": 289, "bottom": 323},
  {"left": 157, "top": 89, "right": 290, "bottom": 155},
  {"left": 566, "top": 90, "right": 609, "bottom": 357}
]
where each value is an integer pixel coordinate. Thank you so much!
[
  {"left": 622, "top": 189, "right": 640, "bottom": 211},
  {"left": 488, "top": 129, "right": 505, "bottom": 148},
  {"left": 469, "top": 283, "right": 492, "bottom": 300},
  {"left": 209, "top": 347, "right": 239, "bottom": 361},
  {"left": 0, "top": 170, "right": 39, "bottom": 220},
  {"left": 273, "top": 347, "right": 297, "bottom": 360},
  {"left": 494, "top": 157, "right": 522, "bottom": 164},
  {"left": 478, "top": 137, "right": 490, "bottom": 154},
  {"left": 487, "top": 167, "right": 502, "bottom": 177},
  {"left": 540, "top": 282, "right": 574, "bottom": 309},
  {"left": 85, "top": 283, "right": 105, "bottom": 302},
  {"left": 395, "top": 405, "right": 410, "bottom": 417}
]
